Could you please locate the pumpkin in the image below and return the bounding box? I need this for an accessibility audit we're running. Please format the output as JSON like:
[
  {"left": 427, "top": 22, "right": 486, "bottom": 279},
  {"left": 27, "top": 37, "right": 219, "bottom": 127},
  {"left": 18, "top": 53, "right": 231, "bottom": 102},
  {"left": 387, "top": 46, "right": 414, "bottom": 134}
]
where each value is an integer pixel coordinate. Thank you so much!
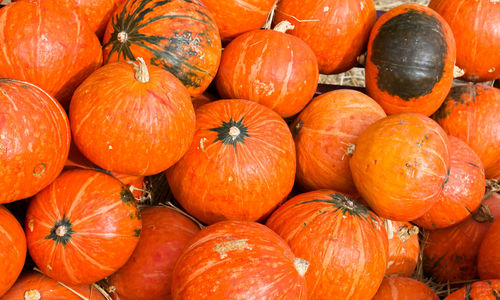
[
  {"left": 349, "top": 113, "right": 450, "bottom": 221},
  {"left": 166, "top": 99, "right": 296, "bottom": 224},
  {"left": 0, "top": 79, "right": 71, "bottom": 204},
  {"left": 266, "top": 190, "right": 388, "bottom": 300},
  {"left": 413, "top": 136, "right": 485, "bottom": 229},
  {"left": 433, "top": 84, "right": 500, "bottom": 179},
  {"left": 0, "top": 205, "right": 26, "bottom": 297},
  {"left": 1, "top": 271, "right": 105, "bottom": 299},
  {"left": 0, "top": 0, "right": 102, "bottom": 108},
  {"left": 70, "top": 58, "right": 195, "bottom": 176},
  {"left": 365, "top": 4, "right": 456, "bottom": 116},
  {"left": 25, "top": 169, "right": 142, "bottom": 285},
  {"left": 423, "top": 193, "right": 500, "bottom": 282},
  {"left": 385, "top": 220, "right": 419, "bottom": 277},
  {"left": 102, "top": 0, "right": 221, "bottom": 96},
  {"left": 107, "top": 206, "right": 200, "bottom": 300},
  {"left": 429, "top": 0, "right": 500, "bottom": 82},
  {"left": 291, "top": 89, "right": 386, "bottom": 194},
  {"left": 444, "top": 279, "right": 500, "bottom": 300},
  {"left": 372, "top": 277, "right": 439, "bottom": 300},
  {"left": 171, "top": 220, "right": 308, "bottom": 299},
  {"left": 215, "top": 22, "right": 319, "bottom": 118},
  {"left": 200, "top": 0, "right": 275, "bottom": 43},
  {"left": 478, "top": 217, "right": 500, "bottom": 279},
  {"left": 274, "top": 0, "right": 376, "bottom": 74}
]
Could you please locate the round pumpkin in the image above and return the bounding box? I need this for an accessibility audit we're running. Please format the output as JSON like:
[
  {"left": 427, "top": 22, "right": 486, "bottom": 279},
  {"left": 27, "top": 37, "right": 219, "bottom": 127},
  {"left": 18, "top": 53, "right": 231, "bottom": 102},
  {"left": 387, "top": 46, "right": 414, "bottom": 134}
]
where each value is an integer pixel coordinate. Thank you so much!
[
  {"left": 478, "top": 217, "right": 500, "bottom": 280},
  {"left": 433, "top": 84, "right": 500, "bottom": 179},
  {"left": 172, "top": 220, "right": 308, "bottom": 299},
  {"left": 423, "top": 193, "right": 500, "bottom": 282},
  {"left": 266, "top": 190, "right": 388, "bottom": 300},
  {"left": 429, "top": 0, "right": 500, "bottom": 82},
  {"left": 0, "top": 79, "right": 71, "bottom": 204},
  {"left": 274, "top": 0, "right": 376, "bottom": 74},
  {"left": 365, "top": 4, "right": 456, "bottom": 116},
  {"left": 0, "top": 205, "right": 26, "bottom": 297},
  {"left": 413, "top": 136, "right": 485, "bottom": 229},
  {"left": 349, "top": 113, "right": 450, "bottom": 221},
  {"left": 200, "top": 0, "right": 275, "bottom": 43},
  {"left": 385, "top": 220, "right": 419, "bottom": 277},
  {"left": 166, "top": 99, "right": 296, "bottom": 224},
  {"left": 444, "top": 279, "right": 500, "bottom": 300},
  {"left": 70, "top": 58, "right": 195, "bottom": 176},
  {"left": 25, "top": 169, "right": 142, "bottom": 285},
  {"left": 291, "top": 89, "right": 386, "bottom": 194},
  {"left": 2, "top": 271, "right": 105, "bottom": 299},
  {"left": 373, "top": 277, "right": 438, "bottom": 300},
  {"left": 102, "top": 0, "right": 221, "bottom": 96},
  {"left": 215, "top": 23, "right": 319, "bottom": 118},
  {"left": 0, "top": 0, "right": 102, "bottom": 108},
  {"left": 107, "top": 206, "right": 200, "bottom": 300}
]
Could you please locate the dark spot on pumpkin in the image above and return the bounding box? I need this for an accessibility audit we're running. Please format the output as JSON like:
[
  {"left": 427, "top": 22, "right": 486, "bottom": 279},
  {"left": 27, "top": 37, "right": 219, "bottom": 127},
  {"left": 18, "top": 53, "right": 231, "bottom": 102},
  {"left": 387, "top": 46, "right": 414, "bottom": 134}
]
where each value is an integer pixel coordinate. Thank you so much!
[
  {"left": 45, "top": 215, "right": 74, "bottom": 246},
  {"left": 120, "top": 186, "right": 137, "bottom": 206},
  {"left": 374, "top": 160, "right": 377, "bottom": 164},
  {"left": 33, "top": 163, "right": 46, "bottom": 177},
  {"left": 405, "top": 162, "right": 411, "bottom": 167},
  {"left": 425, "top": 135, "right": 429, "bottom": 140},
  {"left": 371, "top": 9, "right": 448, "bottom": 100},
  {"left": 442, "top": 169, "right": 450, "bottom": 189},
  {"left": 132, "top": 228, "right": 141, "bottom": 237},
  {"left": 291, "top": 120, "right": 303, "bottom": 137},
  {"left": 468, "top": 162, "right": 480, "bottom": 169}
]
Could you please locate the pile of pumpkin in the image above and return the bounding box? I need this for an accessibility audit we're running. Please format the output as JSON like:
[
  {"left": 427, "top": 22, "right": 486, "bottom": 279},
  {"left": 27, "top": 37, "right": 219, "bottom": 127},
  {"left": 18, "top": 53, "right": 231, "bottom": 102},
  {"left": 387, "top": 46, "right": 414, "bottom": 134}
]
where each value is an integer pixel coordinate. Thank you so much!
[{"left": 1, "top": 0, "right": 499, "bottom": 298}]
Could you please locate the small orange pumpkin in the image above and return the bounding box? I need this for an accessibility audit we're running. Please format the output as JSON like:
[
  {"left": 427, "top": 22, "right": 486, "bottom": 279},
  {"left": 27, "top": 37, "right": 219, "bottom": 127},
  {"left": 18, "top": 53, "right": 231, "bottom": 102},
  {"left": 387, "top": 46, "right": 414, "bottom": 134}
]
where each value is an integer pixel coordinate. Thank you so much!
[{"left": 385, "top": 220, "right": 419, "bottom": 277}]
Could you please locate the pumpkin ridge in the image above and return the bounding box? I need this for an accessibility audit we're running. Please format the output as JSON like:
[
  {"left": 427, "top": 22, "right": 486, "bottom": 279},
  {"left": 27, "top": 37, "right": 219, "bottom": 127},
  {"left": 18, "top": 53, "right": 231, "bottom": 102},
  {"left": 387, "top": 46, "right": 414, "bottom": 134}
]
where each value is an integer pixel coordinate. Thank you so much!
[{"left": 45, "top": 215, "right": 74, "bottom": 246}]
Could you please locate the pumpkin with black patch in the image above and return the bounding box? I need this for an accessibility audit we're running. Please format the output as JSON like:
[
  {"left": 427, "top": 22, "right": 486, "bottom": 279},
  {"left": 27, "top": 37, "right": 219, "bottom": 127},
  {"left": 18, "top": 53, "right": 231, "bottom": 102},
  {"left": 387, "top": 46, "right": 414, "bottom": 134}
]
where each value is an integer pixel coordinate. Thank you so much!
[
  {"left": 365, "top": 4, "right": 456, "bottom": 116},
  {"left": 102, "top": 0, "right": 222, "bottom": 96}
]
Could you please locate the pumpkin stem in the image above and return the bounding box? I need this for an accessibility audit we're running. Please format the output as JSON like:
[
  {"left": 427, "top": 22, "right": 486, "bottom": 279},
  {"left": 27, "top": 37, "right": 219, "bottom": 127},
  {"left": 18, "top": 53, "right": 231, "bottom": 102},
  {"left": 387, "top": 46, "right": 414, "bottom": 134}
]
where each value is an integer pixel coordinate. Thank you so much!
[
  {"left": 132, "top": 57, "right": 150, "bottom": 83},
  {"left": 472, "top": 204, "right": 495, "bottom": 223},
  {"left": 273, "top": 20, "right": 295, "bottom": 33},
  {"left": 357, "top": 53, "right": 367, "bottom": 66},
  {"left": 398, "top": 225, "right": 419, "bottom": 243},
  {"left": 55, "top": 225, "right": 68, "bottom": 237},
  {"left": 24, "top": 290, "right": 41, "bottom": 300},
  {"left": 453, "top": 65, "right": 465, "bottom": 78},
  {"left": 344, "top": 143, "right": 356, "bottom": 158},
  {"left": 291, "top": 120, "right": 303, "bottom": 137},
  {"left": 263, "top": 0, "right": 278, "bottom": 29},
  {"left": 228, "top": 126, "right": 241, "bottom": 140},
  {"left": 293, "top": 257, "right": 310, "bottom": 277},
  {"left": 117, "top": 31, "right": 128, "bottom": 43}
]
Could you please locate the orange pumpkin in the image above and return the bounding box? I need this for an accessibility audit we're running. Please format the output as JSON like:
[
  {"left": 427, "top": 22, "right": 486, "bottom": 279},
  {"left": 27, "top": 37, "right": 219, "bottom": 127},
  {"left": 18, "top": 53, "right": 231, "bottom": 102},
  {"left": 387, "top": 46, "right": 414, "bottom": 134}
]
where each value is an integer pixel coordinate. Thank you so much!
[
  {"left": 385, "top": 220, "right": 419, "bottom": 277},
  {"left": 70, "top": 58, "right": 195, "bottom": 176},
  {"left": 444, "top": 279, "right": 500, "bottom": 300},
  {"left": 365, "top": 4, "right": 456, "bottom": 116},
  {"left": 171, "top": 220, "right": 308, "bottom": 299},
  {"left": 166, "top": 99, "right": 296, "bottom": 224},
  {"left": 291, "top": 89, "right": 386, "bottom": 194},
  {"left": 373, "top": 277, "right": 439, "bottom": 300},
  {"left": 350, "top": 113, "right": 450, "bottom": 221},
  {"left": 266, "top": 190, "right": 388, "bottom": 300},
  {"left": 478, "top": 217, "right": 500, "bottom": 280},
  {"left": 25, "top": 169, "right": 141, "bottom": 285},
  {"left": 0, "top": 79, "right": 70, "bottom": 204}
]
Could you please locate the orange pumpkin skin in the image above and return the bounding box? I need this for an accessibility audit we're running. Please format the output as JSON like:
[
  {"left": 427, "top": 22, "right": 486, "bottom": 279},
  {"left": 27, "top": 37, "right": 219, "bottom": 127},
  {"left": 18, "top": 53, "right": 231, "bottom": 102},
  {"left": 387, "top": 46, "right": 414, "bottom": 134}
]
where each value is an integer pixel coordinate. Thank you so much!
[
  {"left": 413, "top": 136, "right": 485, "bottom": 229},
  {"left": 423, "top": 193, "right": 500, "bottom": 282},
  {"left": 0, "top": 1, "right": 102, "bottom": 109},
  {"left": 171, "top": 220, "right": 308, "bottom": 299},
  {"left": 349, "top": 113, "right": 450, "bottom": 221},
  {"left": 107, "top": 206, "right": 200, "bottom": 300},
  {"left": 478, "top": 218, "right": 500, "bottom": 280},
  {"left": 445, "top": 280, "right": 500, "bottom": 300},
  {"left": 1, "top": 271, "right": 105, "bottom": 299},
  {"left": 166, "top": 99, "right": 296, "bottom": 224},
  {"left": 0, "top": 206, "right": 26, "bottom": 297},
  {"left": 373, "top": 277, "right": 439, "bottom": 300},
  {"left": 102, "top": 0, "right": 222, "bottom": 96},
  {"left": 385, "top": 220, "right": 419, "bottom": 277},
  {"left": 274, "top": 0, "right": 376, "bottom": 74},
  {"left": 70, "top": 60, "right": 195, "bottom": 176},
  {"left": 266, "top": 190, "right": 388, "bottom": 300},
  {"left": 291, "top": 89, "right": 386, "bottom": 194},
  {"left": 365, "top": 4, "right": 456, "bottom": 116},
  {"left": 25, "top": 169, "right": 142, "bottom": 285},
  {"left": 0, "top": 79, "right": 71, "bottom": 204},
  {"left": 429, "top": 0, "right": 500, "bottom": 82},
  {"left": 433, "top": 84, "right": 500, "bottom": 179},
  {"left": 216, "top": 29, "right": 319, "bottom": 118}
]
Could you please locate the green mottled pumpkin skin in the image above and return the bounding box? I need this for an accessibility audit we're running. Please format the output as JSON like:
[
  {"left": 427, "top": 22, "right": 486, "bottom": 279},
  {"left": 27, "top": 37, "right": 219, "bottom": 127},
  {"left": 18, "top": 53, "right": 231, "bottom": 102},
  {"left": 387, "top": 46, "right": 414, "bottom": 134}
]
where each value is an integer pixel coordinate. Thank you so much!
[{"left": 102, "top": 0, "right": 222, "bottom": 96}]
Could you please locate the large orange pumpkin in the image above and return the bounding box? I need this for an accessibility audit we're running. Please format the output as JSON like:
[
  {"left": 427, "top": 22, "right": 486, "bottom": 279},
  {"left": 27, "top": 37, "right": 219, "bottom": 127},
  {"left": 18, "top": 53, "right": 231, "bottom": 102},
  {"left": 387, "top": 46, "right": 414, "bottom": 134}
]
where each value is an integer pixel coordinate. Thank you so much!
[
  {"left": 0, "top": 0, "right": 102, "bottom": 108},
  {"left": 171, "top": 220, "right": 308, "bottom": 299},
  {"left": 0, "top": 205, "right": 26, "bottom": 297},
  {"left": 413, "top": 136, "right": 485, "bottom": 229},
  {"left": 70, "top": 58, "right": 195, "bottom": 176},
  {"left": 25, "top": 169, "right": 142, "bottom": 285},
  {"left": 107, "top": 206, "right": 200, "bottom": 300},
  {"left": 274, "top": 0, "right": 376, "bottom": 74},
  {"left": 350, "top": 113, "right": 450, "bottom": 221},
  {"left": 478, "top": 217, "right": 500, "bottom": 280},
  {"left": 373, "top": 277, "right": 439, "bottom": 300},
  {"left": 166, "top": 99, "right": 296, "bottom": 224},
  {"left": 215, "top": 23, "right": 319, "bottom": 118},
  {"left": 102, "top": 0, "right": 221, "bottom": 96},
  {"left": 266, "top": 190, "right": 388, "bottom": 300},
  {"left": 365, "top": 4, "right": 456, "bottom": 116},
  {"left": 291, "top": 89, "right": 386, "bottom": 194},
  {"left": 433, "top": 84, "right": 500, "bottom": 179},
  {"left": 444, "top": 279, "right": 500, "bottom": 300},
  {"left": 0, "top": 79, "right": 70, "bottom": 204},
  {"left": 385, "top": 220, "right": 419, "bottom": 277}
]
